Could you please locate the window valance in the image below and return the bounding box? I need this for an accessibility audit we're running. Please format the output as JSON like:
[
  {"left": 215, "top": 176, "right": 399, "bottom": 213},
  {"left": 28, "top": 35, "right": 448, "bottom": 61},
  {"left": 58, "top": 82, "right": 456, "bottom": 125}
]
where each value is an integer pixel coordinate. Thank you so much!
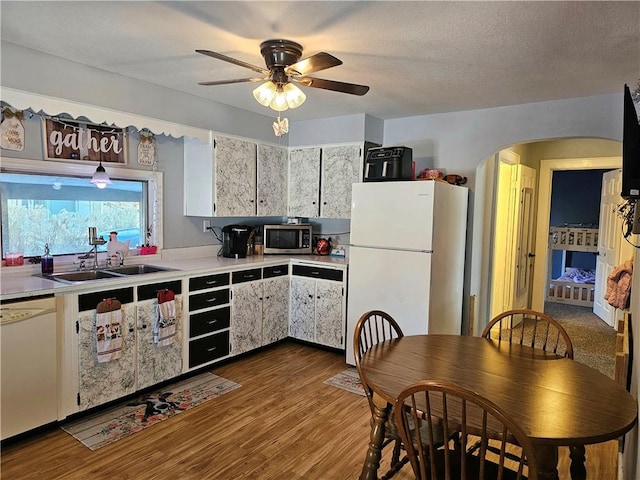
[{"left": 1, "top": 87, "right": 212, "bottom": 144}]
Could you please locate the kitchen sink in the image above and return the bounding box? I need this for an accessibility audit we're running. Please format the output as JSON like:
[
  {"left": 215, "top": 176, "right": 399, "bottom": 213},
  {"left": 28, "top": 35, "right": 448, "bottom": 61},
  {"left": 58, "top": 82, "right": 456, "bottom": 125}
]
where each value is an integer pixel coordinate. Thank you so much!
[
  {"left": 103, "top": 264, "right": 175, "bottom": 275},
  {"left": 41, "top": 270, "right": 122, "bottom": 284},
  {"left": 39, "top": 264, "right": 175, "bottom": 284}
]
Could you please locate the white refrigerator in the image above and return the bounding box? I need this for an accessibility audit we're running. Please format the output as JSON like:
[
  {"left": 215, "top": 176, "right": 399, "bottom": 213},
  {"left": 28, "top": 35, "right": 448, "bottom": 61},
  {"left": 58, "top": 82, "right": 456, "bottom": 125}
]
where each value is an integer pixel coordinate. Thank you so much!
[{"left": 345, "top": 180, "right": 468, "bottom": 365}]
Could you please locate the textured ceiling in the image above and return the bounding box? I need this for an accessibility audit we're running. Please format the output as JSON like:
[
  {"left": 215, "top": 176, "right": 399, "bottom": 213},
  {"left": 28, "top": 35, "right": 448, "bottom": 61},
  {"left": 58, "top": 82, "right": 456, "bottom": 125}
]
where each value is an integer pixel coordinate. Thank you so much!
[{"left": 1, "top": 1, "right": 639, "bottom": 121}]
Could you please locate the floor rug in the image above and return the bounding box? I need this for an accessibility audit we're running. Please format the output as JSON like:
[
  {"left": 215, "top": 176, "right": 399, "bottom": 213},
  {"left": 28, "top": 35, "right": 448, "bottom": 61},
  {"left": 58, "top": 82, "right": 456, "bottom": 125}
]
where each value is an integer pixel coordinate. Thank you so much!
[
  {"left": 324, "top": 368, "right": 366, "bottom": 396},
  {"left": 61, "top": 372, "right": 241, "bottom": 450}
]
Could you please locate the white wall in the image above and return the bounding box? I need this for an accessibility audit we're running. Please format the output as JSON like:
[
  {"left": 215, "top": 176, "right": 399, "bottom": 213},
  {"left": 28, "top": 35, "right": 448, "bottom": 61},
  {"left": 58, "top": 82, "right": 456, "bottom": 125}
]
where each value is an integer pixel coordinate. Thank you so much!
[
  {"left": 383, "top": 94, "right": 622, "bottom": 182},
  {"left": 625, "top": 268, "right": 639, "bottom": 478},
  {"left": 0, "top": 42, "right": 278, "bottom": 143},
  {"left": 289, "top": 113, "right": 374, "bottom": 146}
]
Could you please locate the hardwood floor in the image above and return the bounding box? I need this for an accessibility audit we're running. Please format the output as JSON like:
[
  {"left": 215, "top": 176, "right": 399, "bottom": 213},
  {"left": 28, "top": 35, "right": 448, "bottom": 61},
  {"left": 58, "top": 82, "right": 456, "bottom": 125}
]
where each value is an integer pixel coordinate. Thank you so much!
[{"left": 1, "top": 341, "right": 618, "bottom": 479}]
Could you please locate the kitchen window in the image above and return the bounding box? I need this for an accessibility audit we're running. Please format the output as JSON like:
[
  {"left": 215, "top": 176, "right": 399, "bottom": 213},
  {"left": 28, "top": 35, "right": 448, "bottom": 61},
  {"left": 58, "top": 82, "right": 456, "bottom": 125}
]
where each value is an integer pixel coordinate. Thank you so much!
[{"left": 0, "top": 159, "right": 162, "bottom": 260}]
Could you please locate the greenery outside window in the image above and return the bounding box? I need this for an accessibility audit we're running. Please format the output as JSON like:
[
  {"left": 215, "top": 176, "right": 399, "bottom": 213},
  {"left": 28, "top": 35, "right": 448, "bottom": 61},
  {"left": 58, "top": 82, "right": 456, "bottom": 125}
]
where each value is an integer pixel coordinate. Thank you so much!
[{"left": 0, "top": 158, "right": 162, "bottom": 260}]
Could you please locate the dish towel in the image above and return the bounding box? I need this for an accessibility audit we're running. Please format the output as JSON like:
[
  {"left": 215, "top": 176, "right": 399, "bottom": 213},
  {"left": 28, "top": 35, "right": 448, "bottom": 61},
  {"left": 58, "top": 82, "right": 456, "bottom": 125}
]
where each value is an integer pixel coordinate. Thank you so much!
[
  {"left": 95, "top": 299, "right": 123, "bottom": 363},
  {"left": 154, "top": 289, "right": 176, "bottom": 346}
]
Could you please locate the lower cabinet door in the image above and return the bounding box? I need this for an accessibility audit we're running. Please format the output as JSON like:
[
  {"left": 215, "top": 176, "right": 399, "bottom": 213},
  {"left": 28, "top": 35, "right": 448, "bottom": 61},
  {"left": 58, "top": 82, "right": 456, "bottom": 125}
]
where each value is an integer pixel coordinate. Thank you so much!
[
  {"left": 289, "top": 277, "right": 315, "bottom": 342},
  {"left": 262, "top": 276, "right": 289, "bottom": 345},
  {"left": 189, "top": 330, "right": 230, "bottom": 368},
  {"left": 231, "top": 282, "right": 263, "bottom": 355},
  {"left": 314, "top": 281, "right": 344, "bottom": 348},
  {"left": 136, "top": 296, "right": 184, "bottom": 390},
  {"left": 77, "top": 304, "right": 136, "bottom": 411}
]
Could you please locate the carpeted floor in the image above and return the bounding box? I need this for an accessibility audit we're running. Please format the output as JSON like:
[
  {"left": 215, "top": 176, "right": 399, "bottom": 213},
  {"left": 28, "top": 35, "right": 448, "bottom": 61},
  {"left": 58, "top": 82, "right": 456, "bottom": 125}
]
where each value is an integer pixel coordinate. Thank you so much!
[{"left": 544, "top": 302, "right": 616, "bottom": 378}]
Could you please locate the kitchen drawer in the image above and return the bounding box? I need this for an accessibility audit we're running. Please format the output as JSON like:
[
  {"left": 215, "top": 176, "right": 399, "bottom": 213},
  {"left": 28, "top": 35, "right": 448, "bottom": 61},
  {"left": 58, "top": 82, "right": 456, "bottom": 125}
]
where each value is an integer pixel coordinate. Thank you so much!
[
  {"left": 189, "top": 273, "right": 229, "bottom": 292},
  {"left": 292, "top": 265, "right": 344, "bottom": 282},
  {"left": 189, "top": 289, "right": 230, "bottom": 312},
  {"left": 190, "top": 306, "right": 230, "bottom": 338},
  {"left": 189, "top": 330, "right": 230, "bottom": 368},
  {"left": 232, "top": 268, "right": 262, "bottom": 284},
  {"left": 137, "top": 280, "right": 182, "bottom": 301},
  {"left": 78, "top": 287, "right": 134, "bottom": 311},
  {"left": 263, "top": 264, "right": 289, "bottom": 278}
]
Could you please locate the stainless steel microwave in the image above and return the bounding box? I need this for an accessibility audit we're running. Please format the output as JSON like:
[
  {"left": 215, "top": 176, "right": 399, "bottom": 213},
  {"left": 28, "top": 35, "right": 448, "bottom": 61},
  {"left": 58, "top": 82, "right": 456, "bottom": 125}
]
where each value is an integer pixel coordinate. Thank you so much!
[{"left": 263, "top": 224, "right": 313, "bottom": 255}]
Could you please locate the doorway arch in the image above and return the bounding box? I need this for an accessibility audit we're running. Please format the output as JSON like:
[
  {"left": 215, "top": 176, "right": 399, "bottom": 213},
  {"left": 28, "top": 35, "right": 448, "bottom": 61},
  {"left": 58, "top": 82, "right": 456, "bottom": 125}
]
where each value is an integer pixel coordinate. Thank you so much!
[{"left": 472, "top": 138, "right": 622, "bottom": 335}]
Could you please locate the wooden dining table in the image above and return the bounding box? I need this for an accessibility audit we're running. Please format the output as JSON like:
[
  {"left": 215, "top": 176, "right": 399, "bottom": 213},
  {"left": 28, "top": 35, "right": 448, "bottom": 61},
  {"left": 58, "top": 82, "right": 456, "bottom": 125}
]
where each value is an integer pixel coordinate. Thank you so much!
[{"left": 358, "top": 335, "right": 637, "bottom": 480}]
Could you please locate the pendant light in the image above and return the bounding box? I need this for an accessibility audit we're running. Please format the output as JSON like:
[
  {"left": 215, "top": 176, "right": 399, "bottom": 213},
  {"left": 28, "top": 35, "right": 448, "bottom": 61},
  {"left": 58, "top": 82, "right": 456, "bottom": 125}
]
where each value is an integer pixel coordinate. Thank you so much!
[{"left": 90, "top": 160, "right": 112, "bottom": 189}]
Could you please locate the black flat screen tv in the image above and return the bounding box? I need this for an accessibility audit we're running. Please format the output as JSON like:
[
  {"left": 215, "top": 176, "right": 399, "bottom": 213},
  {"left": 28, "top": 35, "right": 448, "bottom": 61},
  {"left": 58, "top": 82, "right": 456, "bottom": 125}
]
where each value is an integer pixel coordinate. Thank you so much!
[{"left": 622, "top": 84, "right": 640, "bottom": 199}]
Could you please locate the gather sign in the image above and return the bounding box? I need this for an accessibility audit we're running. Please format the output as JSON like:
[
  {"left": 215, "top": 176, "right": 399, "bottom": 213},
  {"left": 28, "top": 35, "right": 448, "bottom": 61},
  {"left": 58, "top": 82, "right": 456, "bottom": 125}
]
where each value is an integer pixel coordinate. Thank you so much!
[{"left": 45, "top": 118, "right": 127, "bottom": 163}]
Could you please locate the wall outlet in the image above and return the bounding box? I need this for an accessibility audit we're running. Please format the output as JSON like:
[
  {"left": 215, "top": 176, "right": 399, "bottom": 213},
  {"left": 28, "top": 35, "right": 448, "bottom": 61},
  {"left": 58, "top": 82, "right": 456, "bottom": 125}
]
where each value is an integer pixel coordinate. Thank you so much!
[{"left": 203, "top": 219, "right": 212, "bottom": 233}]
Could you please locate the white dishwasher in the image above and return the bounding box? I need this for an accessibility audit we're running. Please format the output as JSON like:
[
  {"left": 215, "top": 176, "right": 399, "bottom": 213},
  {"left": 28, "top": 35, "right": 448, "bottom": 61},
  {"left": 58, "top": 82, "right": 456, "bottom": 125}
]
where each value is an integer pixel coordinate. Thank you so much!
[{"left": 1, "top": 295, "right": 57, "bottom": 440}]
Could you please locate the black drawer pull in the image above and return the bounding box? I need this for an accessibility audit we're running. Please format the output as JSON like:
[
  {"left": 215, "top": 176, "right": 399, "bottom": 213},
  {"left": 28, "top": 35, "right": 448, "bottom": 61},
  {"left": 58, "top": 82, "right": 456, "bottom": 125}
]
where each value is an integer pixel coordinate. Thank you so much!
[
  {"left": 207, "top": 347, "right": 217, "bottom": 352},
  {"left": 206, "top": 297, "right": 217, "bottom": 303},
  {"left": 207, "top": 320, "right": 218, "bottom": 324}
]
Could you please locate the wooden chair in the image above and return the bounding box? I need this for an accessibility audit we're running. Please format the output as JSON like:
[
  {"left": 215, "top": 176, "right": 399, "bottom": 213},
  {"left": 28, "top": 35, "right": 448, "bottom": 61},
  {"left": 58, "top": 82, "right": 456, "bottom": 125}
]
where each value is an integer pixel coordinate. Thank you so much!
[
  {"left": 395, "top": 380, "right": 539, "bottom": 480},
  {"left": 353, "top": 310, "right": 408, "bottom": 479},
  {"left": 481, "top": 309, "right": 574, "bottom": 359}
]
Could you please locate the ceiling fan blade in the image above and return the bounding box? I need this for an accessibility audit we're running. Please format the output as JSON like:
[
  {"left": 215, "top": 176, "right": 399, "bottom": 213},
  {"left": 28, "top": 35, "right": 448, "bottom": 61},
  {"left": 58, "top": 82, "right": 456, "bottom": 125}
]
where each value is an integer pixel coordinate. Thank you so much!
[
  {"left": 285, "top": 52, "right": 342, "bottom": 76},
  {"left": 196, "top": 49, "right": 270, "bottom": 75},
  {"left": 296, "top": 77, "right": 370, "bottom": 96},
  {"left": 198, "top": 77, "right": 265, "bottom": 86}
]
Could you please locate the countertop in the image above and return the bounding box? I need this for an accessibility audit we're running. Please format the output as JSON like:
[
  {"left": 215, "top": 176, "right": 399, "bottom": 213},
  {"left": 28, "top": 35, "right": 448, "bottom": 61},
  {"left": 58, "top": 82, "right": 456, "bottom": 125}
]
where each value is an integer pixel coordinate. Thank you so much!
[{"left": 0, "top": 254, "right": 348, "bottom": 301}]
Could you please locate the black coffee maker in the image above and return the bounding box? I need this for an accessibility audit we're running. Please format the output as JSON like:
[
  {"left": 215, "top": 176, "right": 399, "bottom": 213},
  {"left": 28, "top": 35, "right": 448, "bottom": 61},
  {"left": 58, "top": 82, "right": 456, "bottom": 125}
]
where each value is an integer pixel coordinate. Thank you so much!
[{"left": 221, "top": 224, "right": 252, "bottom": 258}]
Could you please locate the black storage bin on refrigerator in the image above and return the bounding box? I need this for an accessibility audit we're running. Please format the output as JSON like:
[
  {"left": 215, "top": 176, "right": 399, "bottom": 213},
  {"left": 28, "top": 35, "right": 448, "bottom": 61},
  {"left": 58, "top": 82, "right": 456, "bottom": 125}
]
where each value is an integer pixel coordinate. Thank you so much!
[{"left": 363, "top": 146, "right": 413, "bottom": 182}]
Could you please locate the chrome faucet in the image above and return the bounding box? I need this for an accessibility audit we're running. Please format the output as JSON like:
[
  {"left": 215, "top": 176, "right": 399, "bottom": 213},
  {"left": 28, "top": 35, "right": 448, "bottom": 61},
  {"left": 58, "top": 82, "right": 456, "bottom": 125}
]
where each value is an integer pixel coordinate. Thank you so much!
[
  {"left": 115, "top": 251, "right": 125, "bottom": 266},
  {"left": 79, "top": 226, "right": 106, "bottom": 270}
]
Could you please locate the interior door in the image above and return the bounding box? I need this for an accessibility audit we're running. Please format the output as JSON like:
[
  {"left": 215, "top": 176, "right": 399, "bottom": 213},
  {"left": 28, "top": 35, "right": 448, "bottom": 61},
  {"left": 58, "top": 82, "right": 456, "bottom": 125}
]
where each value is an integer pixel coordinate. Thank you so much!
[
  {"left": 490, "top": 158, "right": 535, "bottom": 317},
  {"left": 512, "top": 165, "right": 537, "bottom": 310},
  {"left": 593, "top": 170, "right": 623, "bottom": 325}
]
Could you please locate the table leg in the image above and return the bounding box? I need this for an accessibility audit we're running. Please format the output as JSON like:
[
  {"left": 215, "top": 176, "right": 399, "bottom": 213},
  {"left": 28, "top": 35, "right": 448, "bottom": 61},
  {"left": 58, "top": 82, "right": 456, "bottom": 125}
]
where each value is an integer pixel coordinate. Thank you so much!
[
  {"left": 569, "top": 445, "right": 586, "bottom": 480},
  {"left": 359, "top": 398, "right": 390, "bottom": 480},
  {"left": 537, "top": 445, "right": 560, "bottom": 480}
]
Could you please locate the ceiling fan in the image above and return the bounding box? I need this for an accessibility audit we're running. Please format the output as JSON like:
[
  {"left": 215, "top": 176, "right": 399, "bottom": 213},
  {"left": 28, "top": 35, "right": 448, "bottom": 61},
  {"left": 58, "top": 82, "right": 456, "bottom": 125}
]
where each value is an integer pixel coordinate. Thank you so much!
[{"left": 196, "top": 39, "right": 369, "bottom": 111}]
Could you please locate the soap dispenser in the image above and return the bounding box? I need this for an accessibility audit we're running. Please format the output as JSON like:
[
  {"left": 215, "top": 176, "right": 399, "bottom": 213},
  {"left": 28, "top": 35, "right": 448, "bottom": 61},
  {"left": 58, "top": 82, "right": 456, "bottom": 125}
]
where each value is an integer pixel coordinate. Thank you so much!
[{"left": 41, "top": 243, "right": 54, "bottom": 274}]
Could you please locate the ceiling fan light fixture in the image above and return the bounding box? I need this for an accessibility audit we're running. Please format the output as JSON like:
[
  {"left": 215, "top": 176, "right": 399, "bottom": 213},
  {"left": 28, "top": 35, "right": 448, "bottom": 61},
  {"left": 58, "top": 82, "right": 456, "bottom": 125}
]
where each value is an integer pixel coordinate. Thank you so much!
[
  {"left": 283, "top": 82, "right": 306, "bottom": 109},
  {"left": 269, "top": 85, "right": 290, "bottom": 112},
  {"left": 253, "top": 81, "right": 277, "bottom": 106}
]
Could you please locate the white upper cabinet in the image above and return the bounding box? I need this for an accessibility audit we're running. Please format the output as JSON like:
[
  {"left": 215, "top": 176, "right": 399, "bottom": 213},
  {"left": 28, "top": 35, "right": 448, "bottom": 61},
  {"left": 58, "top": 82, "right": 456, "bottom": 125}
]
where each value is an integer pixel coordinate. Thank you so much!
[
  {"left": 185, "top": 136, "right": 368, "bottom": 219},
  {"left": 183, "top": 138, "right": 215, "bottom": 217},
  {"left": 215, "top": 136, "right": 257, "bottom": 217},
  {"left": 289, "top": 144, "right": 364, "bottom": 219},
  {"left": 289, "top": 147, "right": 321, "bottom": 218},
  {"left": 320, "top": 145, "right": 363, "bottom": 219},
  {"left": 257, "top": 144, "right": 288, "bottom": 216}
]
